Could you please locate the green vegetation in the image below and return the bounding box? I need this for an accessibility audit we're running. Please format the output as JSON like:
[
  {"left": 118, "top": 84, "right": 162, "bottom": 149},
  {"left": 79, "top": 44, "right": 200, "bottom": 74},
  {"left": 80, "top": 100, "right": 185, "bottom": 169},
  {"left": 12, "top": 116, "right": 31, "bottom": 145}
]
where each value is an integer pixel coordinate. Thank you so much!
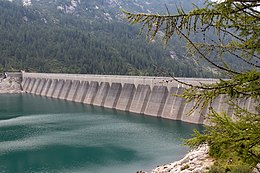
[
  {"left": 125, "top": 0, "right": 259, "bottom": 172},
  {"left": 208, "top": 163, "right": 252, "bottom": 173},
  {"left": 0, "top": 0, "right": 217, "bottom": 77},
  {"left": 180, "top": 164, "right": 190, "bottom": 171}
]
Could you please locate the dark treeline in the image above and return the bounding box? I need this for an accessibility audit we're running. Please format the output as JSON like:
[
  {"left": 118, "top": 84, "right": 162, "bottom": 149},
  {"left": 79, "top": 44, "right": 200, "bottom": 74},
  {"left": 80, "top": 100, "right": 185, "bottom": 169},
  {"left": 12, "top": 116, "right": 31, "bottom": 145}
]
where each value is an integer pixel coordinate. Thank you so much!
[{"left": 0, "top": 0, "right": 217, "bottom": 77}]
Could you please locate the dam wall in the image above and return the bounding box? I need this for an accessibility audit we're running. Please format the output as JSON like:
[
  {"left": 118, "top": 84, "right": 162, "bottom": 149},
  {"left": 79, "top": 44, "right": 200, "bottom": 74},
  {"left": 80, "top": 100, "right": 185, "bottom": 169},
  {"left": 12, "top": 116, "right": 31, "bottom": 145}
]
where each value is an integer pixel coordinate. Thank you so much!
[{"left": 20, "top": 73, "right": 252, "bottom": 125}]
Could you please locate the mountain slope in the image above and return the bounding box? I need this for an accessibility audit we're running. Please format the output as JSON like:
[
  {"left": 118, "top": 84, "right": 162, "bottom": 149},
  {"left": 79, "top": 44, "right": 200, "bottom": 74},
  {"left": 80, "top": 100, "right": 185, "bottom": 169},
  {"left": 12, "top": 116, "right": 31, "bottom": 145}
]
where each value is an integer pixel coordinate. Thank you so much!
[{"left": 0, "top": 0, "right": 216, "bottom": 77}]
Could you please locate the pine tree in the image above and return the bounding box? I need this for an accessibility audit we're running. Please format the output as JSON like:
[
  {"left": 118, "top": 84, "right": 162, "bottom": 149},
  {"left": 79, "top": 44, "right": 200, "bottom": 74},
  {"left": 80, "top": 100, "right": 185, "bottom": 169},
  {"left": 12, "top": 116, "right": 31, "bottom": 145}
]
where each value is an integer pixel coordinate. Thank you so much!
[{"left": 124, "top": 0, "right": 260, "bottom": 171}]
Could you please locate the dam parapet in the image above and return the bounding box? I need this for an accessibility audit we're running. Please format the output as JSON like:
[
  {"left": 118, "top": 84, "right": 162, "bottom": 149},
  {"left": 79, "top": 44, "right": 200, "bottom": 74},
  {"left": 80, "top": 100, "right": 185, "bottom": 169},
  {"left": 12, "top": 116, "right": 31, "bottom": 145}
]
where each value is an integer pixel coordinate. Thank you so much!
[
  {"left": 22, "top": 73, "right": 218, "bottom": 89},
  {"left": 21, "top": 72, "right": 254, "bottom": 124}
]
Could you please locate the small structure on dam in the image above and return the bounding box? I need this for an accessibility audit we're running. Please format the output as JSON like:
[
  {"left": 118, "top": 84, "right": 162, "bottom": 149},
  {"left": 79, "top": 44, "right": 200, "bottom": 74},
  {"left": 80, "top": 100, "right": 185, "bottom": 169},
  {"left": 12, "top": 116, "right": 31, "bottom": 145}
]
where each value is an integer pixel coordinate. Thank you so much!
[{"left": 21, "top": 72, "right": 254, "bottom": 124}]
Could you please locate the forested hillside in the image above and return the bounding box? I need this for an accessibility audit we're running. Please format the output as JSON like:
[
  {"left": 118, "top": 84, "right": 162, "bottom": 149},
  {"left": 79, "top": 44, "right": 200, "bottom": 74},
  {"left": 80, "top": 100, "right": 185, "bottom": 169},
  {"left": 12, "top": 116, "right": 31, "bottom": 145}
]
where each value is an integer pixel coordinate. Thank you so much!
[{"left": 0, "top": 0, "right": 217, "bottom": 77}]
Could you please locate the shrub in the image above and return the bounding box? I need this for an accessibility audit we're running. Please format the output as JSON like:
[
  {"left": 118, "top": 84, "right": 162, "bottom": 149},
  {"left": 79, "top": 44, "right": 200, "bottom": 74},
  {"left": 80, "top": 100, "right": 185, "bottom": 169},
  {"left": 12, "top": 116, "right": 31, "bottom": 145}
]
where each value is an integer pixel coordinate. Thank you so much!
[
  {"left": 230, "top": 165, "right": 251, "bottom": 173},
  {"left": 208, "top": 165, "right": 225, "bottom": 173}
]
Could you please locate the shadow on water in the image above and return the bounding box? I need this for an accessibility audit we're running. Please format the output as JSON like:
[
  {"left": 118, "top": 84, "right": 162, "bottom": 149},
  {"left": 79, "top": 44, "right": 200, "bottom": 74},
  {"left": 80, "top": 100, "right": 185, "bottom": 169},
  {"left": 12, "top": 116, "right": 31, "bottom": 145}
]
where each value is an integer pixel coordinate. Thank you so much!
[
  {"left": 96, "top": 106, "right": 204, "bottom": 138},
  {"left": 0, "top": 144, "right": 142, "bottom": 173}
]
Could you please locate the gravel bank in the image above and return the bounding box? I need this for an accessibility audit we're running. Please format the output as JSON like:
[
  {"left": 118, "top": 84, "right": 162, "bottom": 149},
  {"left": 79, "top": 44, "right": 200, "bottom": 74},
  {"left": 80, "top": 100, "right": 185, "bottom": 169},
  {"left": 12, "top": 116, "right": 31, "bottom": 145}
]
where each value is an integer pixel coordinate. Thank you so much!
[
  {"left": 151, "top": 145, "right": 214, "bottom": 173},
  {"left": 0, "top": 76, "right": 22, "bottom": 94},
  {"left": 137, "top": 145, "right": 214, "bottom": 173}
]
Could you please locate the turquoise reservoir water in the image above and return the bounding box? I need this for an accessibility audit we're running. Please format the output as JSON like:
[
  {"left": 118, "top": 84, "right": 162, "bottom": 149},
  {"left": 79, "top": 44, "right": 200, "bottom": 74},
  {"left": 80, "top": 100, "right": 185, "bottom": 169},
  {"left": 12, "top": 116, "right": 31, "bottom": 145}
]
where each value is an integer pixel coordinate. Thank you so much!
[{"left": 0, "top": 94, "right": 203, "bottom": 173}]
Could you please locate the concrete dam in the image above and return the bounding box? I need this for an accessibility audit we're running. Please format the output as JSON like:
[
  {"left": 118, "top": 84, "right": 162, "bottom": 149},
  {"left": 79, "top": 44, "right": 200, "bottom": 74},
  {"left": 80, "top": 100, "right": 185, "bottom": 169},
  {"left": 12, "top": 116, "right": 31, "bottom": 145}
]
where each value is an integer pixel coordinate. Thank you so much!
[{"left": 21, "top": 73, "right": 240, "bottom": 125}]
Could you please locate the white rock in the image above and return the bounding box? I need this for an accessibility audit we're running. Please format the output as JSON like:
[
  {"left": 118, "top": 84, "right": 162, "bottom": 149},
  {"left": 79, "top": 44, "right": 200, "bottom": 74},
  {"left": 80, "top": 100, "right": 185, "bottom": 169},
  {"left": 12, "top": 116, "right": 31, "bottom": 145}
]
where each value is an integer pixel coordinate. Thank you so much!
[{"left": 150, "top": 144, "right": 214, "bottom": 173}]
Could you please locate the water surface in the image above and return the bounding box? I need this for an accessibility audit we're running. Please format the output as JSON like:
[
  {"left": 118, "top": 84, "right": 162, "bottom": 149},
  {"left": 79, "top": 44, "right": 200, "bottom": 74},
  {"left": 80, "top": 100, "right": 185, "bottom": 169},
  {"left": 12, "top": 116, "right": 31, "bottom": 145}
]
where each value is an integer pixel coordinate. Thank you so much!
[{"left": 0, "top": 94, "right": 203, "bottom": 173}]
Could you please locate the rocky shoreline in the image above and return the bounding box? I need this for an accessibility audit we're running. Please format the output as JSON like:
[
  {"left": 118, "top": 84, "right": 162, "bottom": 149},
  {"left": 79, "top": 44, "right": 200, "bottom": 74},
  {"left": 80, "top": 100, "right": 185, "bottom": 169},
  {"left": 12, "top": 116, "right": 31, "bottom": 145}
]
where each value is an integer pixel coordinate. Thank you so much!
[
  {"left": 137, "top": 145, "right": 214, "bottom": 173},
  {"left": 0, "top": 76, "right": 23, "bottom": 94},
  {"left": 151, "top": 145, "right": 214, "bottom": 173},
  {"left": 137, "top": 144, "right": 260, "bottom": 173}
]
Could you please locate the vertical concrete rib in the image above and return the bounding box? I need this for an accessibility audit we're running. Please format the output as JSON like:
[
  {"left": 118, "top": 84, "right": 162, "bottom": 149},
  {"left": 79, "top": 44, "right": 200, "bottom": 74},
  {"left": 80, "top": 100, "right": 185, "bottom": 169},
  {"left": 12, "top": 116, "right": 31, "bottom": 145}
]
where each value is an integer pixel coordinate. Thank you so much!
[
  {"left": 175, "top": 88, "right": 186, "bottom": 121},
  {"left": 103, "top": 83, "right": 122, "bottom": 109},
  {"left": 74, "top": 81, "right": 89, "bottom": 103},
  {"left": 161, "top": 87, "right": 179, "bottom": 120},
  {"left": 197, "top": 94, "right": 227, "bottom": 125},
  {"left": 65, "top": 82, "right": 72, "bottom": 99},
  {"left": 24, "top": 78, "right": 31, "bottom": 93},
  {"left": 227, "top": 105, "right": 234, "bottom": 118},
  {"left": 180, "top": 100, "right": 194, "bottom": 122},
  {"left": 21, "top": 77, "right": 28, "bottom": 90},
  {"left": 35, "top": 78, "right": 46, "bottom": 95},
  {"left": 211, "top": 95, "right": 222, "bottom": 113},
  {"left": 31, "top": 78, "right": 41, "bottom": 94},
  {"left": 116, "top": 83, "right": 136, "bottom": 111},
  {"left": 21, "top": 77, "right": 26, "bottom": 89},
  {"left": 231, "top": 98, "right": 247, "bottom": 120},
  {"left": 25, "top": 78, "right": 33, "bottom": 92},
  {"left": 59, "top": 80, "right": 72, "bottom": 100},
  {"left": 129, "top": 84, "right": 151, "bottom": 114},
  {"left": 41, "top": 79, "right": 52, "bottom": 96},
  {"left": 66, "top": 80, "right": 80, "bottom": 101},
  {"left": 28, "top": 78, "right": 36, "bottom": 93},
  {"left": 46, "top": 79, "right": 58, "bottom": 97},
  {"left": 22, "top": 78, "right": 30, "bottom": 91},
  {"left": 198, "top": 104, "right": 208, "bottom": 124},
  {"left": 83, "top": 81, "right": 99, "bottom": 104},
  {"left": 144, "top": 86, "right": 168, "bottom": 117},
  {"left": 181, "top": 99, "right": 205, "bottom": 124},
  {"left": 218, "top": 95, "right": 233, "bottom": 116},
  {"left": 52, "top": 80, "right": 65, "bottom": 98},
  {"left": 246, "top": 98, "right": 257, "bottom": 114},
  {"left": 92, "top": 82, "right": 109, "bottom": 106}
]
